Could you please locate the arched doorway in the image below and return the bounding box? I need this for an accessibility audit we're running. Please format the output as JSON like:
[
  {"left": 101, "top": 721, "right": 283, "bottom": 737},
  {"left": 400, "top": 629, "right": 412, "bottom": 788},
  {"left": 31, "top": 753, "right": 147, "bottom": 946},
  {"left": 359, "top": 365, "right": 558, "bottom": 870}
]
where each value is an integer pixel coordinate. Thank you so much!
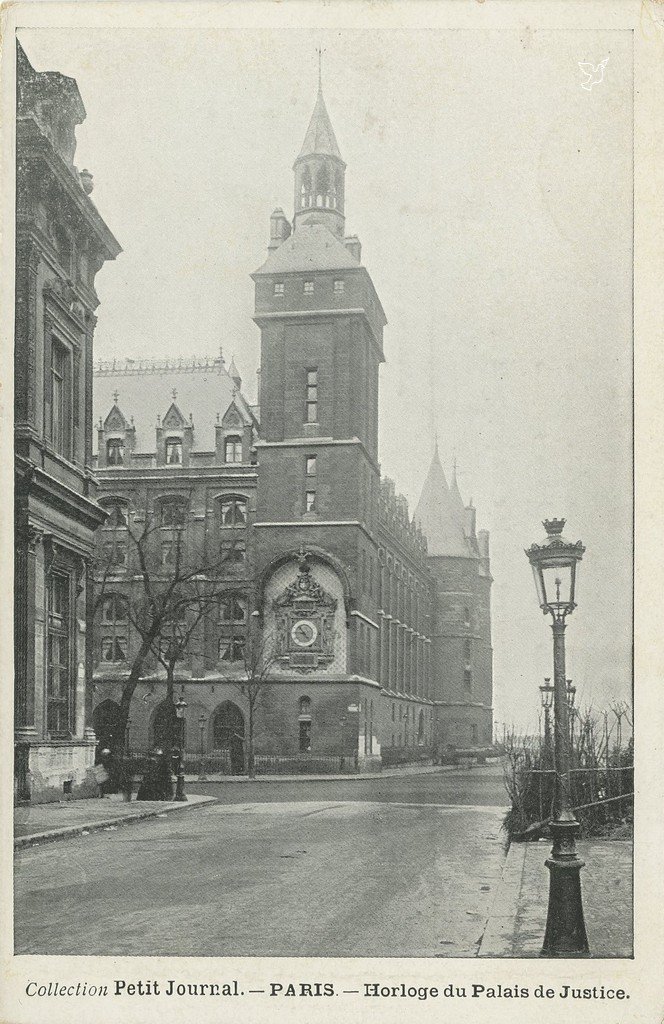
[
  {"left": 212, "top": 701, "right": 245, "bottom": 774},
  {"left": 93, "top": 700, "right": 123, "bottom": 756},
  {"left": 150, "top": 700, "right": 179, "bottom": 753}
]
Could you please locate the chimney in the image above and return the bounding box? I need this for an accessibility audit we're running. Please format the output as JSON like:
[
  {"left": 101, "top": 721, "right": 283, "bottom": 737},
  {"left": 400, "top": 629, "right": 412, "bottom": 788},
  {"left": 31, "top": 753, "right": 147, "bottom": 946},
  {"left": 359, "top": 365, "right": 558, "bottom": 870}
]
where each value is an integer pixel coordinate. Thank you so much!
[
  {"left": 343, "top": 235, "right": 362, "bottom": 262},
  {"left": 269, "top": 208, "right": 291, "bottom": 250},
  {"left": 478, "top": 529, "right": 491, "bottom": 577}
]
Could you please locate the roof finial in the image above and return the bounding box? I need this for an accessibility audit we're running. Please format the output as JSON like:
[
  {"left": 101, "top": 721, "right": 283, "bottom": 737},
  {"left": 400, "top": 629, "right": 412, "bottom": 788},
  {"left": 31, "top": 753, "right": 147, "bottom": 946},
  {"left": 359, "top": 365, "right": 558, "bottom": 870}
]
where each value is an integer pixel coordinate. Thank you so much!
[
  {"left": 172, "top": 388, "right": 177, "bottom": 400},
  {"left": 112, "top": 390, "right": 119, "bottom": 404},
  {"left": 317, "top": 45, "right": 324, "bottom": 92}
]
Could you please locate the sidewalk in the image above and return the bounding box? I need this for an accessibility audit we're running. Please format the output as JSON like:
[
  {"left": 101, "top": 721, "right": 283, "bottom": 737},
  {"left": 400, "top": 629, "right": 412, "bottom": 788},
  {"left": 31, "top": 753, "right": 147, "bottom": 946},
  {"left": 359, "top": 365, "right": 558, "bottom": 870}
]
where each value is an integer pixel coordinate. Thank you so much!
[
  {"left": 14, "top": 793, "right": 216, "bottom": 848},
  {"left": 184, "top": 762, "right": 481, "bottom": 783},
  {"left": 479, "top": 839, "right": 633, "bottom": 957}
]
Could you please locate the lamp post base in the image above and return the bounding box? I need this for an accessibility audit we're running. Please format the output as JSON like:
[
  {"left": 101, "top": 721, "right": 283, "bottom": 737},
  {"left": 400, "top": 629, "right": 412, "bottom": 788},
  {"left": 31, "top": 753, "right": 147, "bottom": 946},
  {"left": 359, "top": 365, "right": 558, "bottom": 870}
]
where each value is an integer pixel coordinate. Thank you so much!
[
  {"left": 541, "top": 820, "right": 589, "bottom": 957},
  {"left": 174, "top": 771, "right": 187, "bottom": 802}
]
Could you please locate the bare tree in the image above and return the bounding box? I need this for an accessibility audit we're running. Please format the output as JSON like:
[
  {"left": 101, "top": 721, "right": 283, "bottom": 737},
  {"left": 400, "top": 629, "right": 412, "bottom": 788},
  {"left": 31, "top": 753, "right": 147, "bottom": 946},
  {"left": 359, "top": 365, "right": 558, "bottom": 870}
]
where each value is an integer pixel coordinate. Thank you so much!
[
  {"left": 235, "top": 621, "right": 279, "bottom": 779},
  {"left": 94, "top": 499, "right": 238, "bottom": 749}
]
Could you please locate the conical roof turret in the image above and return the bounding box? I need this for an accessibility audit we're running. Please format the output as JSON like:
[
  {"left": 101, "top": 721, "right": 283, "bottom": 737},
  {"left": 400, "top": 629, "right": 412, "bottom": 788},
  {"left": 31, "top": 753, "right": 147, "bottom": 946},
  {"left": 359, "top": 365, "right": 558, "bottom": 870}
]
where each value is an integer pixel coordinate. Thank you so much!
[
  {"left": 296, "top": 81, "right": 343, "bottom": 163},
  {"left": 414, "top": 445, "right": 473, "bottom": 557}
]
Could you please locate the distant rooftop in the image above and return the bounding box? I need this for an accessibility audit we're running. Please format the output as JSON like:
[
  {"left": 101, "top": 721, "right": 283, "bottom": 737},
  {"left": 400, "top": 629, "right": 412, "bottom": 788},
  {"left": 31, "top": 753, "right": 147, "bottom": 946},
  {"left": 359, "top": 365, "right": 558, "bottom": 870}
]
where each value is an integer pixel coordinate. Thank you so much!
[{"left": 93, "top": 353, "right": 255, "bottom": 455}]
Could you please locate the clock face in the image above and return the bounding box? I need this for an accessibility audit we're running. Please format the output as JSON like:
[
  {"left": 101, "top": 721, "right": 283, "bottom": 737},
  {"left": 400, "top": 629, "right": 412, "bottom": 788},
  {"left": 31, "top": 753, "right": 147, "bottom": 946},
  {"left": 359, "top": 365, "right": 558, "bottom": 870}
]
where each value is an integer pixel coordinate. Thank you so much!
[{"left": 290, "top": 619, "right": 318, "bottom": 648}]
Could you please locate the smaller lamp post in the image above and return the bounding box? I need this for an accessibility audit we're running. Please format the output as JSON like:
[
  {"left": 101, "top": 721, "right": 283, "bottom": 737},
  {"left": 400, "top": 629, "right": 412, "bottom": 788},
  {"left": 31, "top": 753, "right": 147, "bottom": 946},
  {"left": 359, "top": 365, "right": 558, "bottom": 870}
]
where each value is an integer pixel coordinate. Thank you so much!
[
  {"left": 174, "top": 696, "right": 188, "bottom": 802},
  {"left": 540, "top": 678, "right": 554, "bottom": 765},
  {"left": 198, "top": 714, "right": 208, "bottom": 782},
  {"left": 526, "top": 518, "right": 588, "bottom": 957}
]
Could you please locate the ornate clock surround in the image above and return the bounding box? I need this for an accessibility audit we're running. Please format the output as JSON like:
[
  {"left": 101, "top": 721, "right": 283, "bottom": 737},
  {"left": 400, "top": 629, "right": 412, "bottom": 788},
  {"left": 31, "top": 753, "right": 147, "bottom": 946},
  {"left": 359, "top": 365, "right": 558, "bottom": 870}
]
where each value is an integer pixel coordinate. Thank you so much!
[{"left": 272, "top": 549, "right": 337, "bottom": 673}]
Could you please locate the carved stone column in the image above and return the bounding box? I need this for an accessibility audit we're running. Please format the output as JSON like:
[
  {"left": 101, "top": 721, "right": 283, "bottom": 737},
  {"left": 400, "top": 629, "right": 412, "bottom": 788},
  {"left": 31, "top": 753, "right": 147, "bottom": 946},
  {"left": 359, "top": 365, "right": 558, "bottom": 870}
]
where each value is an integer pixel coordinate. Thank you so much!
[{"left": 14, "top": 524, "right": 42, "bottom": 739}]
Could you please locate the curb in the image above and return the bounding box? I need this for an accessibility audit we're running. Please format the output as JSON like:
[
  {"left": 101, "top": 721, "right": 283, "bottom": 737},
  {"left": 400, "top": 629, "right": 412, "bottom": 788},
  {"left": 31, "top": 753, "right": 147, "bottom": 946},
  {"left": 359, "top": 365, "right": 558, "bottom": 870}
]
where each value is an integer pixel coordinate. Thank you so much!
[
  {"left": 184, "top": 765, "right": 462, "bottom": 784},
  {"left": 477, "top": 842, "right": 527, "bottom": 957},
  {"left": 14, "top": 795, "right": 217, "bottom": 850}
]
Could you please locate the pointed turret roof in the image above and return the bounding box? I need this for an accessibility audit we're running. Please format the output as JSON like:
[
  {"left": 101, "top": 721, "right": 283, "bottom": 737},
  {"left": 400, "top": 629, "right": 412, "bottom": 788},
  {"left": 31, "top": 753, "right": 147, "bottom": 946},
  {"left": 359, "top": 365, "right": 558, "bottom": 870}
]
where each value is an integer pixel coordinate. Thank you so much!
[
  {"left": 297, "top": 83, "right": 343, "bottom": 162},
  {"left": 414, "top": 446, "right": 473, "bottom": 557}
]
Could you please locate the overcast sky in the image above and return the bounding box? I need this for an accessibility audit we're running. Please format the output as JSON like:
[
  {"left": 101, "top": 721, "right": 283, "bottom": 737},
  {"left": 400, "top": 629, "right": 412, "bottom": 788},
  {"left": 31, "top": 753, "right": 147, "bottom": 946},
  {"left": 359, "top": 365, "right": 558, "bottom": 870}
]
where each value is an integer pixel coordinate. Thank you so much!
[{"left": 19, "top": 24, "right": 633, "bottom": 731}]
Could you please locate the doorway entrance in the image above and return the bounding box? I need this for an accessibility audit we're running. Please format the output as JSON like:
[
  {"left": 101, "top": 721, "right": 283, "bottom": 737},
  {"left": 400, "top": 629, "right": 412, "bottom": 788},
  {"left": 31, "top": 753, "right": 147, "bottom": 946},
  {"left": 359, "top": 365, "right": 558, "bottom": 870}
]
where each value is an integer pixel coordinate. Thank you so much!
[{"left": 212, "top": 701, "right": 245, "bottom": 774}]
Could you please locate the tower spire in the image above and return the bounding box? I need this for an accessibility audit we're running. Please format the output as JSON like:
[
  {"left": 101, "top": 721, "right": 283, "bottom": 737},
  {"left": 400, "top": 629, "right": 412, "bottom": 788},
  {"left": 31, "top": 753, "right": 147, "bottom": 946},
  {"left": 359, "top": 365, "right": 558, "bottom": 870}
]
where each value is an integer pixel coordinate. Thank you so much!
[{"left": 293, "top": 62, "right": 346, "bottom": 238}]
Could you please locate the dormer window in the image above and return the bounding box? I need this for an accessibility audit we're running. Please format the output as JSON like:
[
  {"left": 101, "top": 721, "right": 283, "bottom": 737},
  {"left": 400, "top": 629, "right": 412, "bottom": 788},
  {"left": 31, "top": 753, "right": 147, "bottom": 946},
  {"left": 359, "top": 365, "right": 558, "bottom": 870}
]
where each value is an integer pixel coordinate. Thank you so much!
[
  {"left": 165, "top": 438, "right": 182, "bottom": 465},
  {"left": 303, "top": 280, "right": 314, "bottom": 294},
  {"left": 106, "top": 438, "right": 124, "bottom": 466},
  {"left": 225, "top": 436, "right": 242, "bottom": 464},
  {"left": 274, "top": 282, "right": 284, "bottom": 297}
]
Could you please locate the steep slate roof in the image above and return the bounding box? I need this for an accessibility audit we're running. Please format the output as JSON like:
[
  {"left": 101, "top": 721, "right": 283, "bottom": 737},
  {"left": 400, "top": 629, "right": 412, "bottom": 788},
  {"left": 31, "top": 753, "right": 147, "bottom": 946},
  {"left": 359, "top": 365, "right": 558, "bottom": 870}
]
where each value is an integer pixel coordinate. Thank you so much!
[
  {"left": 253, "top": 220, "right": 361, "bottom": 276},
  {"left": 297, "top": 86, "right": 343, "bottom": 162},
  {"left": 93, "top": 357, "right": 254, "bottom": 455},
  {"left": 414, "top": 446, "right": 474, "bottom": 558}
]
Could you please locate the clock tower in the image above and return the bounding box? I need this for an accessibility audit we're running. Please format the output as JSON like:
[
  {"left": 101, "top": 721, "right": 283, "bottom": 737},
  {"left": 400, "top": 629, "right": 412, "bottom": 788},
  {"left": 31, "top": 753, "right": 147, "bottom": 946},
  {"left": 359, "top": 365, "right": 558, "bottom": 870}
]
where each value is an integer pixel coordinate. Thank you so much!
[{"left": 252, "top": 72, "right": 387, "bottom": 766}]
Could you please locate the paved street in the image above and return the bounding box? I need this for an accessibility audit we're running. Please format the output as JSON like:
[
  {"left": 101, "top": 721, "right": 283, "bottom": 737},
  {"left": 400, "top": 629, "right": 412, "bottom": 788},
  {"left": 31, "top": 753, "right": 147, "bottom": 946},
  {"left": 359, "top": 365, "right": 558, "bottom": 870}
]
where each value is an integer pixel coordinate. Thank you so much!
[{"left": 15, "top": 768, "right": 508, "bottom": 957}]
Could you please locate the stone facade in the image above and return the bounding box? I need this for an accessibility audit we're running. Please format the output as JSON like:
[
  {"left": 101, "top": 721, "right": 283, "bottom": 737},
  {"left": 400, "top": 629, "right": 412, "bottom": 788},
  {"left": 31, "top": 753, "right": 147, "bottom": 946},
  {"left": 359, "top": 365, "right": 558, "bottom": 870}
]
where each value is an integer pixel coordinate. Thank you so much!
[
  {"left": 89, "top": 76, "right": 492, "bottom": 772},
  {"left": 14, "top": 43, "right": 121, "bottom": 802}
]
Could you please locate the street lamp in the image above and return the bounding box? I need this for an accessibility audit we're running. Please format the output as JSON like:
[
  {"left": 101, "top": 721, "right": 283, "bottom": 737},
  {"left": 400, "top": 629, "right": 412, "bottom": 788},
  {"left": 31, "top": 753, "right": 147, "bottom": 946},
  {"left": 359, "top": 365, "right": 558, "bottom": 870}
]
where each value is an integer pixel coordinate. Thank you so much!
[
  {"left": 539, "top": 677, "right": 554, "bottom": 765},
  {"left": 198, "top": 714, "right": 208, "bottom": 782},
  {"left": 567, "top": 679, "right": 577, "bottom": 750},
  {"left": 526, "top": 518, "right": 588, "bottom": 957},
  {"left": 174, "top": 696, "right": 188, "bottom": 802}
]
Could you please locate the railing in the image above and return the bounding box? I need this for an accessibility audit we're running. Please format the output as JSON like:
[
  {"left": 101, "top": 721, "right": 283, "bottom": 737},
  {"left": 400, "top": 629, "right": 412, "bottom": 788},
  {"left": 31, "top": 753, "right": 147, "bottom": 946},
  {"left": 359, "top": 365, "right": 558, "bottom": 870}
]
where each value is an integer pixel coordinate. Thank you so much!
[{"left": 507, "top": 764, "right": 633, "bottom": 840}]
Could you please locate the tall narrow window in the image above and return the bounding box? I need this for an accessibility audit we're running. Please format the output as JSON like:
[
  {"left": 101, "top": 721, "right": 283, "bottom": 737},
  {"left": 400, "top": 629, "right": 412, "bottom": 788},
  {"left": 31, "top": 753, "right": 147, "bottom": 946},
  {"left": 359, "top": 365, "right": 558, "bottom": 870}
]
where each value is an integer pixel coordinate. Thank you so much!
[
  {"left": 305, "top": 368, "right": 318, "bottom": 423},
  {"left": 334, "top": 279, "right": 345, "bottom": 294},
  {"left": 224, "top": 436, "right": 242, "bottom": 463},
  {"left": 165, "top": 437, "right": 182, "bottom": 465},
  {"left": 50, "top": 340, "right": 70, "bottom": 457},
  {"left": 463, "top": 606, "right": 471, "bottom": 627},
  {"left": 47, "top": 572, "right": 72, "bottom": 737},
  {"left": 106, "top": 438, "right": 125, "bottom": 465},
  {"left": 305, "top": 491, "right": 316, "bottom": 513},
  {"left": 299, "top": 720, "right": 312, "bottom": 752},
  {"left": 305, "top": 455, "right": 317, "bottom": 476},
  {"left": 464, "top": 668, "right": 473, "bottom": 691},
  {"left": 273, "top": 282, "right": 284, "bottom": 296},
  {"left": 463, "top": 638, "right": 472, "bottom": 664}
]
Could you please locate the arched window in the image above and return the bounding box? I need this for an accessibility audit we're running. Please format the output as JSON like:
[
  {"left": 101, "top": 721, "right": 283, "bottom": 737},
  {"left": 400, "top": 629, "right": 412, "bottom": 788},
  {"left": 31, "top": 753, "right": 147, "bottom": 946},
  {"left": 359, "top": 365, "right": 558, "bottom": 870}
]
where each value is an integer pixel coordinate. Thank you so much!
[
  {"left": 418, "top": 709, "right": 425, "bottom": 745},
  {"left": 100, "top": 497, "right": 128, "bottom": 529},
  {"left": 211, "top": 702, "right": 245, "bottom": 773},
  {"left": 224, "top": 436, "right": 242, "bottom": 463},
  {"left": 299, "top": 695, "right": 311, "bottom": 716},
  {"left": 219, "top": 496, "right": 247, "bottom": 527}
]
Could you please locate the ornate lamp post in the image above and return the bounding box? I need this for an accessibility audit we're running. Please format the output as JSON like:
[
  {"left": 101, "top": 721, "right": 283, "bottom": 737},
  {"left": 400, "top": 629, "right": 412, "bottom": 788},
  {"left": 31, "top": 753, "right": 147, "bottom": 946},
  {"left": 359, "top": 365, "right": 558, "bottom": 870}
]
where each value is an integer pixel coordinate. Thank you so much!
[
  {"left": 526, "top": 518, "right": 588, "bottom": 957},
  {"left": 540, "top": 678, "right": 554, "bottom": 765},
  {"left": 174, "top": 696, "right": 188, "bottom": 802},
  {"left": 566, "top": 679, "right": 577, "bottom": 750},
  {"left": 198, "top": 714, "right": 208, "bottom": 782}
]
